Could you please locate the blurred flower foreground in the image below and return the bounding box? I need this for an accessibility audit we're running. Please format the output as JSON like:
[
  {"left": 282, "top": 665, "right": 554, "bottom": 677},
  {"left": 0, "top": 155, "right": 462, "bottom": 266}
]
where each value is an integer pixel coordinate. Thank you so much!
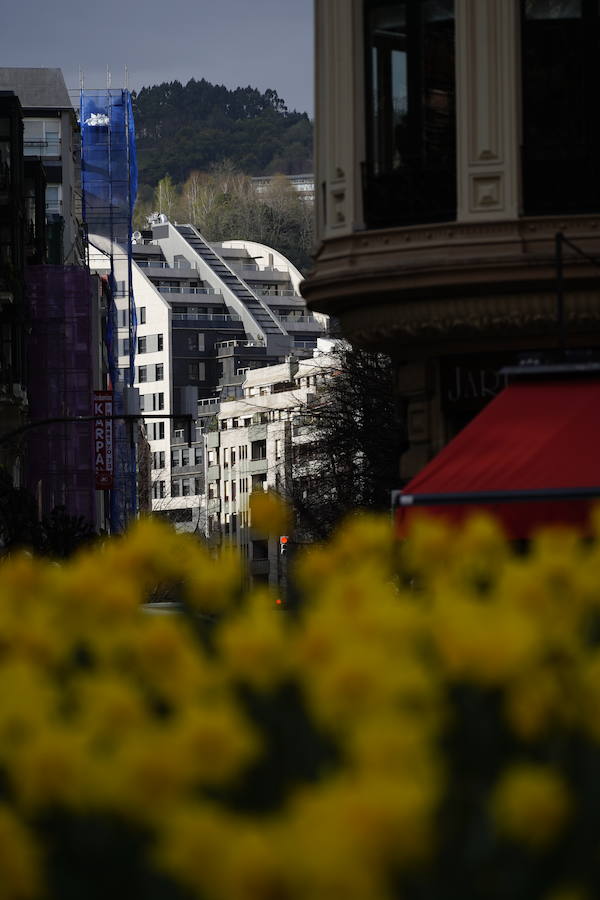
[{"left": 2, "top": 506, "right": 600, "bottom": 900}]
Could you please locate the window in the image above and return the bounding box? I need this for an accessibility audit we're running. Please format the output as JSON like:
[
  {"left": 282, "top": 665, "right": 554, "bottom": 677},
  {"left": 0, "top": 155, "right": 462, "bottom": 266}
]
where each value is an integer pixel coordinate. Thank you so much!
[
  {"left": 45, "top": 183, "right": 62, "bottom": 214},
  {"left": 208, "top": 481, "right": 218, "bottom": 499},
  {"left": 138, "top": 366, "right": 147, "bottom": 383},
  {"left": 138, "top": 306, "right": 146, "bottom": 324},
  {"left": 194, "top": 477, "right": 202, "bottom": 495},
  {"left": 231, "top": 481, "right": 237, "bottom": 501},
  {"left": 171, "top": 480, "right": 181, "bottom": 497},
  {"left": 187, "top": 334, "right": 198, "bottom": 352},
  {"left": 182, "top": 478, "right": 191, "bottom": 497},
  {"left": 223, "top": 448, "right": 230, "bottom": 468},
  {"left": 188, "top": 361, "right": 206, "bottom": 382},
  {"left": 152, "top": 451, "right": 165, "bottom": 469},
  {"left": 231, "top": 448, "right": 236, "bottom": 466},
  {"left": 275, "top": 439, "right": 282, "bottom": 460},
  {"left": 23, "top": 118, "right": 61, "bottom": 157},
  {"left": 252, "top": 473, "right": 267, "bottom": 491},
  {"left": 182, "top": 448, "right": 190, "bottom": 467},
  {"left": 364, "top": 0, "right": 456, "bottom": 228},
  {"left": 251, "top": 440, "right": 267, "bottom": 460},
  {"left": 157, "top": 334, "right": 164, "bottom": 351},
  {"left": 149, "top": 422, "right": 165, "bottom": 441},
  {"left": 208, "top": 449, "right": 218, "bottom": 466},
  {"left": 239, "top": 445, "right": 248, "bottom": 460},
  {"left": 155, "top": 364, "right": 163, "bottom": 380},
  {"left": 194, "top": 447, "right": 203, "bottom": 465},
  {"left": 240, "top": 477, "right": 248, "bottom": 493},
  {"left": 171, "top": 449, "right": 181, "bottom": 468},
  {"left": 224, "top": 481, "right": 230, "bottom": 501},
  {"left": 152, "top": 480, "right": 166, "bottom": 499},
  {"left": 521, "top": 0, "right": 600, "bottom": 214},
  {"left": 138, "top": 336, "right": 147, "bottom": 354}
]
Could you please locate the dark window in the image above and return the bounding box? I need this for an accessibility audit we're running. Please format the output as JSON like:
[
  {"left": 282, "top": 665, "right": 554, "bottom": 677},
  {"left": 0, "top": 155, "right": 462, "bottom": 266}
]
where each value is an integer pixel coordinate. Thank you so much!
[
  {"left": 364, "top": 0, "right": 456, "bottom": 228},
  {"left": 137, "top": 336, "right": 146, "bottom": 354},
  {"left": 521, "top": 0, "right": 600, "bottom": 214},
  {"left": 155, "top": 363, "right": 164, "bottom": 380},
  {"left": 157, "top": 334, "right": 164, "bottom": 351},
  {"left": 251, "top": 439, "right": 266, "bottom": 460}
]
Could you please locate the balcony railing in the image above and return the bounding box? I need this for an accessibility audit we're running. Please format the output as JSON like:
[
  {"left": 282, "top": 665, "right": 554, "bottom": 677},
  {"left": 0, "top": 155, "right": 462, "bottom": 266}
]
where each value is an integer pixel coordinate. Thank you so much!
[
  {"left": 257, "top": 289, "right": 296, "bottom": 297},
  {"left": 136, "top": 260, "right": 193, "bottom": 270},
  {"left": 172, "top": 312, "right": 241, "bottom": 322},
  {"left": 24, "top": 139, "right": 61, "bottom": 158},
  {"left": 276, "top": 314, "right": 325, "bottom": 330},
  {"left": 160, "top": 286, "right": 218, "bottom": 295},
  {"left": 216, "top": 339, "right": 263, "bottom": 351}
]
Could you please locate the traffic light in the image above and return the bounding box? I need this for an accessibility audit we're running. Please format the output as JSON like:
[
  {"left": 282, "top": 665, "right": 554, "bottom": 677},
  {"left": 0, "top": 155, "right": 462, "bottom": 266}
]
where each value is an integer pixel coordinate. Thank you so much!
[{"left": 279, "top": 535, "right": 289, "bottom": 555}]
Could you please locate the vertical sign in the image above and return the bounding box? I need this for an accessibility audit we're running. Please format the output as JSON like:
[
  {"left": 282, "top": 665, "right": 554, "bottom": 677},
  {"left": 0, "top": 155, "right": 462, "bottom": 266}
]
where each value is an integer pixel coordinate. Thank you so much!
[{"left": 94, "top": 390, "right": 114, "bottom": 489}]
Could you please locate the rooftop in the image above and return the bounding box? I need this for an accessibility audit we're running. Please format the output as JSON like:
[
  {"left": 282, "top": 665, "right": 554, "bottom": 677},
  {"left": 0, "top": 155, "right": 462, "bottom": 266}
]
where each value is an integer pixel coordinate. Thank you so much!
[{"left": 0, "top": 68, "right": 72, "bottom": 110}]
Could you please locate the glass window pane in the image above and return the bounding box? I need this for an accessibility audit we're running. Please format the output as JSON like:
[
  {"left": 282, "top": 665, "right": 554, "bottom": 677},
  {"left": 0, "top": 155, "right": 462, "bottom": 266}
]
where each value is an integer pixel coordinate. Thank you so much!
[{"left": 525, "top": 0, "right": 581, "bottom": 18}]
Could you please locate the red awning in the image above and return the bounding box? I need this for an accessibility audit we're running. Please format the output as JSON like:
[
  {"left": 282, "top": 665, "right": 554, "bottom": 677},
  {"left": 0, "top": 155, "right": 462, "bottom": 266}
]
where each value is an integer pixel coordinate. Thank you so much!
[{"left": 396, "top": 379, "right": 600, "bottom": 539}]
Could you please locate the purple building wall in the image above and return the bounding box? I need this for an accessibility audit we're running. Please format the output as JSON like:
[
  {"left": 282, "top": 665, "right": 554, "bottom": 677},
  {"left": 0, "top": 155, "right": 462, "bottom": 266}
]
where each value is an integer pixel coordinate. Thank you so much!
[{"left": 26, "top": 265, "right": 98, "bottom": 525}]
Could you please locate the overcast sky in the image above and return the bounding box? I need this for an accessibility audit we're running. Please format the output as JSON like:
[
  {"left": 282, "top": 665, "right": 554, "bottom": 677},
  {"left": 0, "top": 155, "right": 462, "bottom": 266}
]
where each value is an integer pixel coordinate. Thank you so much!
[{"left": 0, "top": 0, "right": 314, "bottom": 115}]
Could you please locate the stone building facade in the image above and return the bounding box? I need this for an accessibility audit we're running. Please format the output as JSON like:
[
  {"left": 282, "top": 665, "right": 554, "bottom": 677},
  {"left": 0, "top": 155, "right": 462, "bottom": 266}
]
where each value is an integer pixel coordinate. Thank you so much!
[{"left": 302, "top": 0, "right": 600, "bottom": 480}]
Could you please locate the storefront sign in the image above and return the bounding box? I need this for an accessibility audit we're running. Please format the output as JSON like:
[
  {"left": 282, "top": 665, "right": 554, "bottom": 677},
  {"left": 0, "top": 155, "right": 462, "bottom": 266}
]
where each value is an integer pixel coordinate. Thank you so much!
[{"left": 93, "top": 391, "right": 114, "bottom": 489}]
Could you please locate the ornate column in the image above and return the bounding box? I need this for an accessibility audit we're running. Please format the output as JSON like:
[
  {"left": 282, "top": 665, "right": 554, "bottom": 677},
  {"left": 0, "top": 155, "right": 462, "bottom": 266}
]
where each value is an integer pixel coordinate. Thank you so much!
[
  {"left": 314, "top": 0, "right": 365, "bottom": 242},
  {"left": 455, "top": 0, "right": 520, "bottom": 222}
]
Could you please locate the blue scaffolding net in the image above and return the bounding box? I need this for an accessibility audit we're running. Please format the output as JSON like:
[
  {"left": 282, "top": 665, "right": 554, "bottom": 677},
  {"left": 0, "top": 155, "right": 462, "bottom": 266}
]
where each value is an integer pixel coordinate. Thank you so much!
[{"left": 80, "top": 89, "right": 138, "bottom": 532}]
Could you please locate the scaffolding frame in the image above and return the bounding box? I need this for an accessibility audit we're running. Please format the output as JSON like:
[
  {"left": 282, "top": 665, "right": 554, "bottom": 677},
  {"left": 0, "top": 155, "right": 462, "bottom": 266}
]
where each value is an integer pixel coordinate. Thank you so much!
[{"left": 80, "top": 88, "right": 138, "bottom": 531}]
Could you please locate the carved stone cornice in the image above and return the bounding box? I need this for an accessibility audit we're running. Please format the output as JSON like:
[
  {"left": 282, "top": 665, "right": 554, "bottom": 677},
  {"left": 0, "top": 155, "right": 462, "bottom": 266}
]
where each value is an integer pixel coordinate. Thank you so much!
[{"left": 301, "top": 215, "right": 600, "bottom": 352}]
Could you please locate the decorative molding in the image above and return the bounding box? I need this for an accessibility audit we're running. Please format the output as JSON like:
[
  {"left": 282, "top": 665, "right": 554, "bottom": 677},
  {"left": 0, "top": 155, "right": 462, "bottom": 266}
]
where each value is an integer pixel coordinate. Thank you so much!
[{"left": 456, "top": 0, "right": 520, "bottom": 221}]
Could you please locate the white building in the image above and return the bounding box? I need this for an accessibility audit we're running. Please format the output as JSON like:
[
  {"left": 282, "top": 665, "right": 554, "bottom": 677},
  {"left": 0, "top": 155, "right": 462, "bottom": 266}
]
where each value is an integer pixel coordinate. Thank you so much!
[
  {"left": 205, "top": 343, "right": 337, "bottom": 585},
  {"left": 0, "top": 68, "right": 84, "bottom": 266},
  {"left": 92, "top": 221, "right": 328, "bottom": 531}
]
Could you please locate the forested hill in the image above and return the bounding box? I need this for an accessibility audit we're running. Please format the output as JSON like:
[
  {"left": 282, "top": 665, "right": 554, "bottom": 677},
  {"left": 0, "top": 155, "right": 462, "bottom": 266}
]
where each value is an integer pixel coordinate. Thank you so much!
[{"left": 132, "top": 79, "right": 313, "bottom": 187}]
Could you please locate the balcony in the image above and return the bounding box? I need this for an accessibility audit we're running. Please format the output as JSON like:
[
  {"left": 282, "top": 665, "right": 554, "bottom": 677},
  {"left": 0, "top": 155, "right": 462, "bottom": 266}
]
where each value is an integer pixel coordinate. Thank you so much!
[
  {"left": 24, "top": 138, "right": 61, "bottom": 158},
  {"left": 207, "top": 464, "right": 220, "bottom": 481},
  {"left": 257, "top": 289, "right": 296, "bottom": 298},
  {"left": 216, "top": 339, "right": 265, "bottom": 357},
  {"left": 276, "top": 314, "right": 327, "bottom": 332},
  {"left": 136, "top": 260, "right": 193, "bottom": 270},
  {"left": 172, "top": 312, "right": 240, "bottom": 325},
  {"left": 161, "top": 287, "right": 219, "bottom": 296}
]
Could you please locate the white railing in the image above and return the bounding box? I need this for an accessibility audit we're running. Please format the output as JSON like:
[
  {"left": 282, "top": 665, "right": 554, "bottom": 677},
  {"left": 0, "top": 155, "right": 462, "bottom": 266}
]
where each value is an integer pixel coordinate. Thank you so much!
[
  {"left": 276, "top": 314, "right": 321, "bottom": 325},
  {"left": 257, "top": 289, "right": 296, "bottom": 297},
  {"left": 136, "top": 260, "right": 193, "bottom": 270},
  {"left": 216, "top": 339, "right": 263, "bottom": 350},
  {"left": 172, "top": 312, "right": 241, "bottom": 322},
  {"left": 160, "top": 286, "right": 217, "bottom": 295},
  {"left": 198, "top": 396, "right": 220, "bottom": 407}
]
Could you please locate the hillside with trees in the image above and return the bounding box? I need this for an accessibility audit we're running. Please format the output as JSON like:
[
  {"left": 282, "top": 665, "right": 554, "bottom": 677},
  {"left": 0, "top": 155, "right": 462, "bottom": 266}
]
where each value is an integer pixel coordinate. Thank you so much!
[
  {"left": 132, "top": 79, "right": 315, "bottom": 272},
  {"left": 135, "top": 165, "right": 315, "bottom": 273},
  {"left": 132, "top": 79, "right": 313, "bottom": 186}
]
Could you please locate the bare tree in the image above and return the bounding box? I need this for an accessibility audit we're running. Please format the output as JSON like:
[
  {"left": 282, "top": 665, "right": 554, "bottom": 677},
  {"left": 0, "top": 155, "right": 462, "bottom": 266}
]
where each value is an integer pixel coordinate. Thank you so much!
[{"left": 287, "top": 346, "right": 407, "bottom": 541}]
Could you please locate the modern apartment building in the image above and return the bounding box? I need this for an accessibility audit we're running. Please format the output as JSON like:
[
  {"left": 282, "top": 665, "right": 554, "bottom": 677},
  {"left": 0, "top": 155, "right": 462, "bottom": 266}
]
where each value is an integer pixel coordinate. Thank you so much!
[
  {"left": 302, "top": 0, "right": 600, "bottom": 481},
  {"left": 90, "top": 220, "right": 328, "bottom": 530},
  {"left": 0, "top": 74, "right": 107, "bottom": 528},
  {"left": 205, "top": 345, "right": 337, "bottom": 584},
  {"left": 0, "top": 68, "right": 84, "bottom": 266}
]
